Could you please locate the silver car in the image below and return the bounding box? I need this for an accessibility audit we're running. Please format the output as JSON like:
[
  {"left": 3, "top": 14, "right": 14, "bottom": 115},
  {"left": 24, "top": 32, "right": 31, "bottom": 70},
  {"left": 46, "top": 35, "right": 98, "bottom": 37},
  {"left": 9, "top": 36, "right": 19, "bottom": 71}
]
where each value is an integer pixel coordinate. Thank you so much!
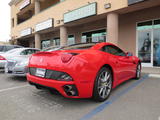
[
  {"left": 5, "top": 48, "right": 40, "bottom": 76},
  {"left": 0, "top": 45, "right": 23, "bottom": 54}
]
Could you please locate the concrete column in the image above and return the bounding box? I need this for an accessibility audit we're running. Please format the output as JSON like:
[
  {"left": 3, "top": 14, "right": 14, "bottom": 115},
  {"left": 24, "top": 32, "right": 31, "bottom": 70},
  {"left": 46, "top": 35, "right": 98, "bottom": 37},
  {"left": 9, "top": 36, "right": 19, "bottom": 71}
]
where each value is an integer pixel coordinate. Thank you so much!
[
  {"left": 107, "top": 13, "right": 119, "bottom": 45},
  {"left": 35, "top": 0, "right": 40, "bottom": 15},
  {"left": 14, "top": 39, "right": 18, "bottom": 45},
  {"left": 75, "top": 32, "right": 81, "bottom": 44},
  {"left": 35, "top": 33, "right": 41, "bottom": 49},
  {"left": 60, "top": 26, "right": 68, "bottom": 46}
]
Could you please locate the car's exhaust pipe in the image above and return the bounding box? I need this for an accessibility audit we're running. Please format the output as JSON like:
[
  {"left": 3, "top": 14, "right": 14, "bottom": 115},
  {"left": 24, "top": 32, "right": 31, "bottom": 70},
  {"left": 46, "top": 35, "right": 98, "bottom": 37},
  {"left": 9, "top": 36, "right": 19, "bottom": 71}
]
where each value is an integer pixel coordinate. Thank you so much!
[
  {"left": 67, "top": 91, "right": 76, "bottom": 96},
  {"left": 64, "top": 85, "right": 72, "bottom": 92},
  {"left": 63, "top": 85, "right": 78, "bottom": 96}
]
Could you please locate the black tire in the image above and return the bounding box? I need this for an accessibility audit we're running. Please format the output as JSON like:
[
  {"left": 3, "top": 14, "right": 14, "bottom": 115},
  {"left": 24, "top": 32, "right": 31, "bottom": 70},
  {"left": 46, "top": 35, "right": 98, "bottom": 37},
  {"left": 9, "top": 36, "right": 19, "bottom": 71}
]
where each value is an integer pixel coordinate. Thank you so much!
[
  {"left": 93, "top": 67, "right": 113, "bottom": 102},
  {"left": 35, "top": 85, "right": 42, "bottom": 89},
  {"left": 135, "top": 62, "right": 141, "bottom": 80}
]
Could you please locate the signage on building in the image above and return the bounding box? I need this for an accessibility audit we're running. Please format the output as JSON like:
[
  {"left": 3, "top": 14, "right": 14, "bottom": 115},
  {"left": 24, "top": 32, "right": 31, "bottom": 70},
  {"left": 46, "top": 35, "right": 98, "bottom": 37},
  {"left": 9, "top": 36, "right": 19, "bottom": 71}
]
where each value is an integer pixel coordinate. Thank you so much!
[
  {"left": 20, "top": 28, "right": 32, "bottom": 37},
  {"left": 35, "top": 19, "right": 53, "bottom": 32},
  {"left": 128, "top": 0, "right": 146, "bottom": 5},
  {"left": 20, "top": 0, "right": 31, "bottom": 10},
  {"left": 64, "top": 2, "right": 97, "bottom": 23}
]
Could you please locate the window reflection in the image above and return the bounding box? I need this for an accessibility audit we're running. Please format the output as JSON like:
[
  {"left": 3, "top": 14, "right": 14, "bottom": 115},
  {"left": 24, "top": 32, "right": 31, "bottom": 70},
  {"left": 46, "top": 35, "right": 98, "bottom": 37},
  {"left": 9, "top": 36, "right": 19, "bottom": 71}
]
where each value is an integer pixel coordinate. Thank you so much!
[
  {"left": 137, "top": 19, "right": 160, "bottom": 67},
  {"left": 153, "top": 29, "right": 160, "bottom": 67},
  {"left": 138, "top": 32, "right": 151, "bottom": 63}
]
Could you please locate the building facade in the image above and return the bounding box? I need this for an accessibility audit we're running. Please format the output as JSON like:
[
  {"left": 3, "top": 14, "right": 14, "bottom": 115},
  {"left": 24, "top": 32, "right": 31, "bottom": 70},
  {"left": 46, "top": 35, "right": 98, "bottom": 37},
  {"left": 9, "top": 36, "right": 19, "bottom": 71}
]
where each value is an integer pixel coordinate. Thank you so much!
[{"left": 9, "top": 0, "right": 160, "bottom": 73}]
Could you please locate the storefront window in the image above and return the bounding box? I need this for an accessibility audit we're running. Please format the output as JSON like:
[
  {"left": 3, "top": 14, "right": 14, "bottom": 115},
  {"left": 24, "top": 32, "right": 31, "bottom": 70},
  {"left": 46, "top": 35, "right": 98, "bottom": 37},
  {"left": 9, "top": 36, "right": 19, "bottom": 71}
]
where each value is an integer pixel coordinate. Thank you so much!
[
  {"left": 92, "top": 32, "right": 106, "bottom": 42},
  {"left": 82, "top": 29, "right": 106, "bottom": 43},
  {"left": 53, "top": 38, "right": 60, "bottom": 46},
  {"left": 41, "top": 40, "right": 51, "bottom": 49},
  {"left": 81, "top": 36, "right": 87, "bottom": 43},
  {"left": 138, "top": 31, "right": 151, "bottom": 64},
  {"left": 137, "top": 21, "right": 152, "bottom": 30},
  {"left": 137, "top": 19, "right": 160, "bottom": 67},
  {"left": 153, "top": 19, "right": 160, "bottom": 29},
  {"left": 68, "top": 35, "right": 75, "bottom": 45},
  {"left": 153, "top": 29, "right": 160, "bottom": 67}
]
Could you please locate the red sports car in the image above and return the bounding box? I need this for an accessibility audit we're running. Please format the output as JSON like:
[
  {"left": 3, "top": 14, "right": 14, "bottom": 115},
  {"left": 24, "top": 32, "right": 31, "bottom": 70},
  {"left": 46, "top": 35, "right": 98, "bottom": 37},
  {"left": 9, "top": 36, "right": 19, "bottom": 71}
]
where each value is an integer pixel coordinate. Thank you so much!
[{"left": 27, "top": 42, "right": 141, "bottom": 102}]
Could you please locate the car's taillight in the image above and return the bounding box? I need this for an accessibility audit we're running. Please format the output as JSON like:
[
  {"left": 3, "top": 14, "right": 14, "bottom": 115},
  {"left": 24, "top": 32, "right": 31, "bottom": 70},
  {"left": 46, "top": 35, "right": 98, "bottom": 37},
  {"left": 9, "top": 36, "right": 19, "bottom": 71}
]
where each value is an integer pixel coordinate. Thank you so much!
[
  {"left": 61, "top": 53, "right": 79, "bottom": 63},
  {"left": 0, "top": 55, "right": 6, "bottom": 60}
]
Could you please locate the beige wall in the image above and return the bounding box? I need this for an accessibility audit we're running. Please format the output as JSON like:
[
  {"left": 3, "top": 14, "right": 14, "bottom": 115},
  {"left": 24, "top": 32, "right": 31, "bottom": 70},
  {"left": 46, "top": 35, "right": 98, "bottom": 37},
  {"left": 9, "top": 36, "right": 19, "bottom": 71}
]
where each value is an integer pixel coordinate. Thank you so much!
[
  {"left": 10, "top": 0, "right": 128, "bottom": 39},
  {"left": 119, "top": 6, "right": 160, "bottom": 56},
  {"left": 39, "top": 19, "right": 106, "bottom": 43}
]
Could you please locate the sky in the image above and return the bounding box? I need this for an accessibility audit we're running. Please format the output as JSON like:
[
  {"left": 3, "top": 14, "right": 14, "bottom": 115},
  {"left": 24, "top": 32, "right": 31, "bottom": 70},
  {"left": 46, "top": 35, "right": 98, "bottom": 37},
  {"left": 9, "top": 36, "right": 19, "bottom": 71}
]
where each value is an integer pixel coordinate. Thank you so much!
[{"left": 0, "top": 0, "right": 11, "bottom": 42}]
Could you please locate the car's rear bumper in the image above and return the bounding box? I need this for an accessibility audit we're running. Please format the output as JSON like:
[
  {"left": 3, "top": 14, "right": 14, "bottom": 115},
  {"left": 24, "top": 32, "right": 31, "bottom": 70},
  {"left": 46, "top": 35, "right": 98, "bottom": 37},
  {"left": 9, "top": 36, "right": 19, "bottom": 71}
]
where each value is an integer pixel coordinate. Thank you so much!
[
  {"left": 27, "top": 74, "right": 92, "bottom": 98},
  {"left": 0, "top": 60, "right": 7, "bottom": 68},
  {"left": 5, "top": 66, "right": 27, "bottom": 77}
]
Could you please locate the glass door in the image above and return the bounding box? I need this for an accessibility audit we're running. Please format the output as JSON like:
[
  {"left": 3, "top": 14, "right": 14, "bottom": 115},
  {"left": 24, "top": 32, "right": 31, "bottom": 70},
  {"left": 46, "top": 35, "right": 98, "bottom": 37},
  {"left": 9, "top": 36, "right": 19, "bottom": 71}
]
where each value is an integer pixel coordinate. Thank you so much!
[
  {"left": 153, "top": 29, "right": 160, "bottom": 67},
  {"left": 137, "top": 30, "right": 153, "bottom": 67}
]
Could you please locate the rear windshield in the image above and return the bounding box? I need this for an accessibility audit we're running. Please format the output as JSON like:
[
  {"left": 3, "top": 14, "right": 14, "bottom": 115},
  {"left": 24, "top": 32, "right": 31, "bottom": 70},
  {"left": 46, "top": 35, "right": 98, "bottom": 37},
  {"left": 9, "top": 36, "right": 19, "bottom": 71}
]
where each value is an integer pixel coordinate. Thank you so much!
[
  {"left": 60, "top": 43, "right": 97, "bottom": 50},
  {"left": 0, "top": 46, "right": 4, "bottom": 52},
  {"left": 5, "top": 48, "right": 20, "bottom": 54},
  {"left": 5, "top": 46, "right": 15, "bottom": 51},
  {"left": 0, "top": 45, "right": 22, "bottom": 52}
]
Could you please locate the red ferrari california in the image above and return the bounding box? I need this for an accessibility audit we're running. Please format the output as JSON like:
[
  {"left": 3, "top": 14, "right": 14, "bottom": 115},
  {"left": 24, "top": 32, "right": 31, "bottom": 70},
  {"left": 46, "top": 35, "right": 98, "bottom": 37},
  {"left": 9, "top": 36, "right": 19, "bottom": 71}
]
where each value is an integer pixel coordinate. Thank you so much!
[{"left": 27, "top": 42, "right": 141, "bottom": 102}]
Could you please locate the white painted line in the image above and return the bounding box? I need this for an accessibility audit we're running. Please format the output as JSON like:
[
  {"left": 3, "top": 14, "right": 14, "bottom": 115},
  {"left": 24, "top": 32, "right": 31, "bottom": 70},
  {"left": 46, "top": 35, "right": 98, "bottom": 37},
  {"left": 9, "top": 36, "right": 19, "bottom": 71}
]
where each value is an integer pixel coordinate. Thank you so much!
[
  {"left": 149, "top": 74, "right": 160, "bottom": 78},
  {"left": 0, "top": 85, "right": 29, "bottom": 93}
]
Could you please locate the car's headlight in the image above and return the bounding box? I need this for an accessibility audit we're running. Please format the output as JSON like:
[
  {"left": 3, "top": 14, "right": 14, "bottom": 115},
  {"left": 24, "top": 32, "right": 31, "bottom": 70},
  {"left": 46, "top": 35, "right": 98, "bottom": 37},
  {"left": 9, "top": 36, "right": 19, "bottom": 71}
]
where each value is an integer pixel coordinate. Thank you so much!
[{"left": 16, "top": 61, "right": 28, "bottom": 67}]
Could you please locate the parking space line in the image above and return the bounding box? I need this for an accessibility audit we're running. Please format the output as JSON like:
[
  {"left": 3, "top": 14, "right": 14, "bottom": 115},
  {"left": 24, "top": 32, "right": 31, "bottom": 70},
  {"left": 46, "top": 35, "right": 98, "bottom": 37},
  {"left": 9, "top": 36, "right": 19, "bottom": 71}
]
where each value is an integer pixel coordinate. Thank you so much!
[
  {"left": 80, "top": 75, "right": 149, "bottom": 120},
  {"left": 0, "top": 85, "right": 29, "bottom": 93}
]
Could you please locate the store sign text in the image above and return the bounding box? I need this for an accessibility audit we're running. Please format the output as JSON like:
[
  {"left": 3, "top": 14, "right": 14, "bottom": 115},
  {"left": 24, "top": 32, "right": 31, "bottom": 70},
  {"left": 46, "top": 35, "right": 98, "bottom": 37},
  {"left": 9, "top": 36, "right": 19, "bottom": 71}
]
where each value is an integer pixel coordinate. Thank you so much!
[
  {"left": 35, "top": 19, "right": 53, "bottom": 32},
  {"left": 64, "top": 2, "right": 97, "bottom": 23},
  {"left": 20, "top": 28, "right": 32, "bottom": 37}
]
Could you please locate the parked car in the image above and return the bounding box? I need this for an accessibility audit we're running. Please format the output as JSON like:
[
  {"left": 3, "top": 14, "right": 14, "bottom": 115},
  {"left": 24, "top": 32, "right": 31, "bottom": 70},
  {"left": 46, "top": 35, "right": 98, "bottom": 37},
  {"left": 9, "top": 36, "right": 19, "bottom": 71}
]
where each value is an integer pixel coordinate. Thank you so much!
[
  {"left": 4, "top": 48, "right": 40, "bottom": 76},
  {"left": 0, "top": 45, "right": 23, "bottom": 54},
  {"left": 42, "top": 46, "right": 62, "bottom": 52},
  {"left": 27, "top": 42, "right": 141, "bottom": 102},
  {"left": 0, "top": 45, "right": 23, "bottom": 68}
]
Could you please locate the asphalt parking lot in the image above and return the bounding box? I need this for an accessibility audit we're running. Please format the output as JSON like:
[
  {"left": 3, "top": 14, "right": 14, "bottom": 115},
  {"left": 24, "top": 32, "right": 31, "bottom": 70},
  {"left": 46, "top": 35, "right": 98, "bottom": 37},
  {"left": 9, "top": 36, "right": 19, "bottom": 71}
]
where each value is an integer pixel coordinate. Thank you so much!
[{"left": 0, "top": 71, "right": 160, "bottom": 120}]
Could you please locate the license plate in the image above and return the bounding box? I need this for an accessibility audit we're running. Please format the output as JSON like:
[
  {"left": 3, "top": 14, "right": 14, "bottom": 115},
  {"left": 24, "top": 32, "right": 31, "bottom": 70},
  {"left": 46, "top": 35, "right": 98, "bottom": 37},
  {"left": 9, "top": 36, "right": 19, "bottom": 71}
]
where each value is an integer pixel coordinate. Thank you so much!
[{"left": 35, "top": 68, "right": 46, "bottom": 77}]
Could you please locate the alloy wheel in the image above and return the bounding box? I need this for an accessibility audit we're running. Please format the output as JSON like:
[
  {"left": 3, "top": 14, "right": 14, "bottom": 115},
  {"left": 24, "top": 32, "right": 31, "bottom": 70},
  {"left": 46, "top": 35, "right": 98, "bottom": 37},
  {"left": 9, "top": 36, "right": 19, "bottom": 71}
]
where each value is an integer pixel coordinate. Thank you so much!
[
  {"left": 97, "top": 71, "right": 112, "bottom": 99},
  {"left": 136, "top": 64, "right": 141, "bottom": 79}
]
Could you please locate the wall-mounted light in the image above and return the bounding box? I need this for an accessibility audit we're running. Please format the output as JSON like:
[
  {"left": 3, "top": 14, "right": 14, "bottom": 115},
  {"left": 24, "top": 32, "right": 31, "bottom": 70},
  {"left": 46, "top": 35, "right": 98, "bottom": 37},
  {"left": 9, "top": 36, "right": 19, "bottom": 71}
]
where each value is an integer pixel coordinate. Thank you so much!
[
  {"left": 56, "top": 20, "right": 61, "bottom": 24},
  {"left": 104, "top": 3, "right": 111, "bottom": 9}
]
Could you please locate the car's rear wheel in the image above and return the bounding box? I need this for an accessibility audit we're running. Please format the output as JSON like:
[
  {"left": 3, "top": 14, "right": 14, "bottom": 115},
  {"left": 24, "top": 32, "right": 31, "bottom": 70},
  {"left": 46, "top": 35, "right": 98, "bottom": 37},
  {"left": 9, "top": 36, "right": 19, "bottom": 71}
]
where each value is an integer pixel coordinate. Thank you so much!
[
  {"left": 93, "top": 67, "right": 113, "bottom": 102},
  {"left": 135, "top": 62, "right": 141, "bottom": 80}
]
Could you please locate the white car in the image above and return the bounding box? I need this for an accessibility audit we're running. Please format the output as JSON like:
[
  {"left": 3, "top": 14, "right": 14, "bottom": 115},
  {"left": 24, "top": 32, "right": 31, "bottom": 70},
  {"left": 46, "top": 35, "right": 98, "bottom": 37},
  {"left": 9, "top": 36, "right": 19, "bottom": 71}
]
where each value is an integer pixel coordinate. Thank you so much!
[
  {"left": 4, "top": 48, "right": 40, "bottom": 76},
  {"left": 0, "top": 45, "right": 23, "bottom": 54},
  {"left": 0, "top": 48, "right": 40, "bottom": 69}
]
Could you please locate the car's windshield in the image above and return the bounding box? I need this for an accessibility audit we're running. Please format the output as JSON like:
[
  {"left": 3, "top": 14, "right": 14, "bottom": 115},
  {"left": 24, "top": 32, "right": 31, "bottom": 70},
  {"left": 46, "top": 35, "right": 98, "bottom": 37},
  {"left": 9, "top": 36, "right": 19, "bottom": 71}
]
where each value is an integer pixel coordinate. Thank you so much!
[
  {"left": 0, "top": 46, "right": 4, "bottom": 52},
  {"left": 60, "top": 43, "right": 97, "bottom": 50}
]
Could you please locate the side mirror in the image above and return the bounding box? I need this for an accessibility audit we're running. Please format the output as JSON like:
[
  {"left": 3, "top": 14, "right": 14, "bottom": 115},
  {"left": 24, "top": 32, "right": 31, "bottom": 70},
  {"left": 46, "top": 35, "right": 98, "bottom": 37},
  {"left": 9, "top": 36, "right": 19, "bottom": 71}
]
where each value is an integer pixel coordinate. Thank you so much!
[{"left": 126, "top": 52, "right": 133, "bottom": 57}]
